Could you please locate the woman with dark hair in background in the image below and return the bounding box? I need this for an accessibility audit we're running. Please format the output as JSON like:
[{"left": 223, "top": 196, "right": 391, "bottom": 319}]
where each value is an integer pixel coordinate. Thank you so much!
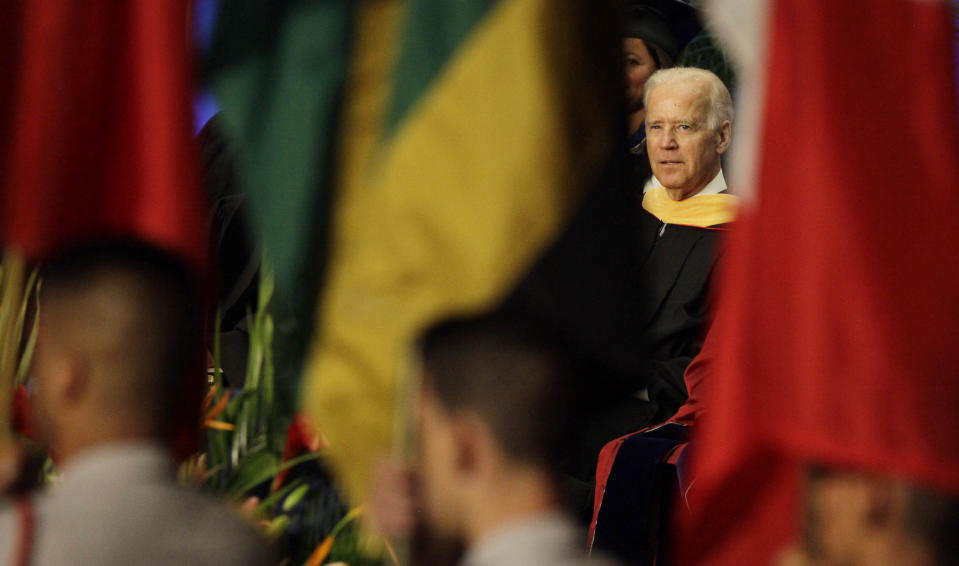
[{"left": 624, "top": 0, "right": 702, "bottom": 188}]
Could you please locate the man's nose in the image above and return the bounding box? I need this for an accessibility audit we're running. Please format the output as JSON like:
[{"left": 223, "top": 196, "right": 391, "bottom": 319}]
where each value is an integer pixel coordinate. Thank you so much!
[{"left": 658, "top": 131, "right": 678, "bottom": 149}]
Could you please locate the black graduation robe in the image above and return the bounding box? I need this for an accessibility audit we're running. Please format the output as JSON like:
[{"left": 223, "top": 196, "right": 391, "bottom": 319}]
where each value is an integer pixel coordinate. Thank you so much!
[
  {"left": 500, "top": 149, "right": 735, "bottom": 490},
  {"left": 634, "top": 205, "right": 725, "bottom": 415}
]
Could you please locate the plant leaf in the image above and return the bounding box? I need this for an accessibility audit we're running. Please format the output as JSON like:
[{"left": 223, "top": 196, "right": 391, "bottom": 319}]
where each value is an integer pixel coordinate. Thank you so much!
[
  {"left": 265, "top": 514, "right": 291, "bottom": 539},
  {"left": 281, "top": 483, "right": 310, "bottom": 512},
  {"left": 227, "top": 450, "right": 279, "bottom": 497},
  {"left": 256, "top": 478, "right": 303, "bottom": 514}
]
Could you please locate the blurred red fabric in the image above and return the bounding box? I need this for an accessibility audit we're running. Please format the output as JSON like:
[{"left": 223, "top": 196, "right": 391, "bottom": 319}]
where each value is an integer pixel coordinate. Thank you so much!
[
  {"left": 0, "top": 0, "right": 205, "bottom": 266},
  {"left": 1, "top": 1, "right": 208, "bottom": 460},
  {"left": 682, "top": 1, "right": 959, "bottom": 564},
  {"left": 667, "top": 328, "right": 715, "bottom": 427}
]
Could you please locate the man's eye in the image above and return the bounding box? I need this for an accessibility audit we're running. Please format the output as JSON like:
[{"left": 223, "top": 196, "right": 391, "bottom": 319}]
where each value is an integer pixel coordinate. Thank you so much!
[{"left": 679, "top": 124, "right": 691, "bottom": 130}]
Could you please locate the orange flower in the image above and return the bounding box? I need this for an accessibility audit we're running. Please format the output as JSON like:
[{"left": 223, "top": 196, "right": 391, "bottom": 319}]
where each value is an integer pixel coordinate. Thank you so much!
[
  {"left": 304, "top": 536, "right": 334, "bottom": 566},
  {"left": 201, "top": 385, "right": 233, "bottom": 431}
]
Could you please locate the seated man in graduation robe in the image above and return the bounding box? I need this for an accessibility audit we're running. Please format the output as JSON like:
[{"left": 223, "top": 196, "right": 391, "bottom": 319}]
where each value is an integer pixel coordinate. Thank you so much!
[
  {"left": 499, "top": 67, "right": 735, "bottom": 522},
  {"left": 565, "top": 67, "right": 737, "bottom": 520},
  {"left": 589, "top": 67, "right": 734, "bottom": 443},
  {"left": 582, "top": 68, "right": 737, "bottom": 562},
  {"left": 631, "top": 66, "right": 735, "bottom": 417}
]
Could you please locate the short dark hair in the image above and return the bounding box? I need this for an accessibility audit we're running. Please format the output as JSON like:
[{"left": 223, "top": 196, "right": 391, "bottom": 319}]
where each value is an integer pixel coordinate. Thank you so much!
[
  {"left": 418, "top": 314, "right": 576, "bottom": 467},
  {"left": 40, "top": 238, "right": 203, "bottom": 415}
]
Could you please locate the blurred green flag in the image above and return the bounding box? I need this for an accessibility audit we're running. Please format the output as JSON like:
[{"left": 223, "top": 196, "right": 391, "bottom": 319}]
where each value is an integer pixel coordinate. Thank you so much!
[{"left": 207, "top": 0, "right": 622, "bottom": 504}]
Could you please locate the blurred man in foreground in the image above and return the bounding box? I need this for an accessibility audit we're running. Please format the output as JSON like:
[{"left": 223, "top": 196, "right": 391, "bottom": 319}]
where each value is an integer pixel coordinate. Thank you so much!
[
  {"left": 0, "top": 240, "right": 272, "bottom": 566},
  {"left": 777, "top": 468, "right": 959, "bottom": 566},
  {"left": 371, "top": 315, "right": 621, "bottom": 566}
]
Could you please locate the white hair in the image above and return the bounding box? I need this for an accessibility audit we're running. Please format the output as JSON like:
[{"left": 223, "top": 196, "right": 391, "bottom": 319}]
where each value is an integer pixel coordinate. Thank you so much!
[{"left": 643, "top": 67, "right": 734, "bottom": 131}]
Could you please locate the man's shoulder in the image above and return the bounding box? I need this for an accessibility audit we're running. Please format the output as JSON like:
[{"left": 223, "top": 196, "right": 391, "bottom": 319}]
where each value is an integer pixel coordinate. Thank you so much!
[
  {"left": 32, "top": 480, "right": 273, "bottom": 566},
  {"left": 462, "top": 512, "right": 626, "bottom": 566},
  {"left": 129, "top": 482, "right": 275, "bottom": 564},
  {"left": 0, "top": 498, "right": 19, "bottom": 565}
]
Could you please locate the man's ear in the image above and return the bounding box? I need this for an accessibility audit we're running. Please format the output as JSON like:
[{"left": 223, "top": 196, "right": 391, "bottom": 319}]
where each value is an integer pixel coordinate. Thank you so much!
[
  {"left": 450, "top": 413, "right": 491, "bottom": 476},
  {"left": 54, "top": 354, "right": 91, "bottom": 408},
  {"left": 716, "top": 120, "right": 732, "bottom": 155},
  {"left": 863, "top": 478, "right": 901, "bottom": 531}
]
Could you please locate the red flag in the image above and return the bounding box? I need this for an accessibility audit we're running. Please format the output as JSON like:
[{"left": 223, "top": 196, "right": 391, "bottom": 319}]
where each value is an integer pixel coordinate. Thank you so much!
[
  {"left": 1, "top": 1, "right": 207, "bottom": 459},
  {"left": 684, "top": 1, "right": 959, "bottom": 564},
  {"left": 1, "top": 1, "right": 205, "bottom": 265}
]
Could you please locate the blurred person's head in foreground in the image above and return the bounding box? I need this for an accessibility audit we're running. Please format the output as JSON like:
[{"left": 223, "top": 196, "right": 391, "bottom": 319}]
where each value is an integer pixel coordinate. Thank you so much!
[
  {"left": 32, "top": 239, "right": 202, "bottom": 463},
  {"left": 778, "top": 466, "right": 959, "bottom": 566},
  {"left": 623, "top": 0, "right": 702, "bottom": 137},
  {"left": 644, "top": 66, "right": 732, "bottom": 200},
  {"left": 415, "top": 314, "right": 576, "bottom": 543}
]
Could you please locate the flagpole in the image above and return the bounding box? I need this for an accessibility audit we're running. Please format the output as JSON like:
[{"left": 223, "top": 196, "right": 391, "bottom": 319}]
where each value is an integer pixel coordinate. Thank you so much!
[{"left": 387, "top": 349, "right": 421, "bottom": 566}]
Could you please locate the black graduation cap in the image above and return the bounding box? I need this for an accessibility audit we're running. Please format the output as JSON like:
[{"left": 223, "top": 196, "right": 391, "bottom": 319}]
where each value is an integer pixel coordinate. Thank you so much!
[{"left": 625, "top": 0, "right": 703, "bottom": 61}]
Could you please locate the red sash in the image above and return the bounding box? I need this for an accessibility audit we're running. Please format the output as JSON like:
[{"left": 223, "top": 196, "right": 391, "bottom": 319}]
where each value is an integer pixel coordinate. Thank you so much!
[{"left": 13, "top": 496, "right": 34, "bottom": 566}]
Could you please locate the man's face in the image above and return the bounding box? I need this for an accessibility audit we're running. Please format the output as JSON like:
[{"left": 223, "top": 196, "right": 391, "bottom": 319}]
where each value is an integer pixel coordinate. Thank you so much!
[
  {"left": 645, "top": 81, "right": 729, "bottom": 198},
  {"left": 417, "top": 387, "right": 463, "bottom": 536},
  {"left": 804, "top": 471, "right": 877, "bottom": 566}
]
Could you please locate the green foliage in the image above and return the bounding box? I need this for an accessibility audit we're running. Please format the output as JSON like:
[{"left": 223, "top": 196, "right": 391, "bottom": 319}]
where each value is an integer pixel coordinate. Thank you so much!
[
  {"left": 326, "top": 523, "right": 388, "bottom": 566},
  {"left": 282, "top": 483, "right": 311, "bottom": 512},
  {"left": 201, "top": 256, "right": 366, "bottom": 565},
  {"left": 1, "top": 257, "right": 56, "bottom": 488},
  {"left": 204, "top": 258, "right": 283, "bottom": 493},
  {"left": 0, "top": 259, "right": 39, "bottom": 389},
  {"left": 13, "top": 269, "right": 39, "bottom": 387}
]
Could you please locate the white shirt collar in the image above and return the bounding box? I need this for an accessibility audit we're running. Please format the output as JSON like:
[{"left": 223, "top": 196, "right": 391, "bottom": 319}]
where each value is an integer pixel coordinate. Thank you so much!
[
  {"left": 461, "top": 511, "right": 583, "bottom": 566},
  {"left": 55, "top": 442, "right": 173, "bottom": 490},
  {"left": 642, "top": 169, "right": 727, "bottom": 197}
]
